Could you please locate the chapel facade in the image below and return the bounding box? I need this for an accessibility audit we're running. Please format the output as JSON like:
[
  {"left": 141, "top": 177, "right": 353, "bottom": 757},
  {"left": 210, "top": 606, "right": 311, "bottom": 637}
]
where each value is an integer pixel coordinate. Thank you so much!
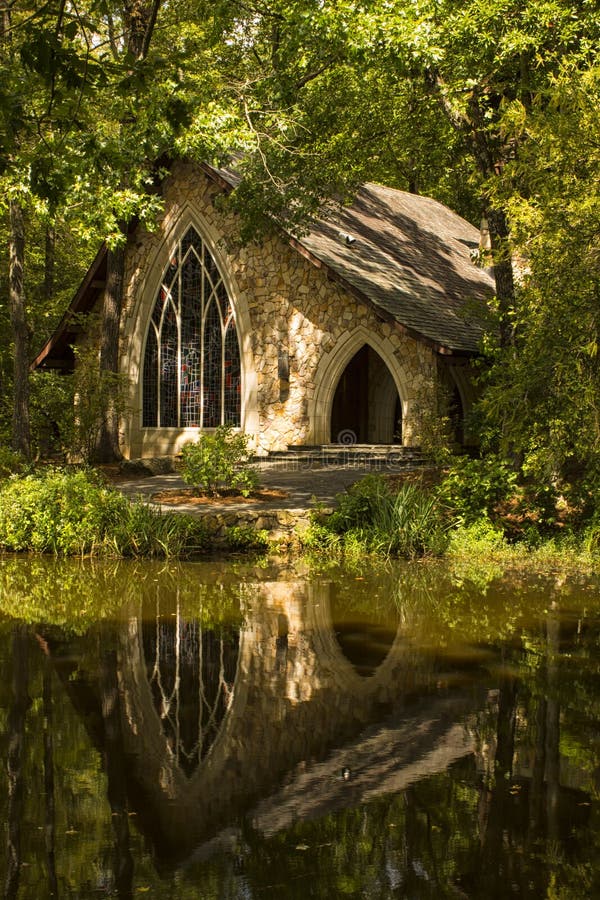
[{"left": 34, "top": 160, "right": 494, "bottom": 458}]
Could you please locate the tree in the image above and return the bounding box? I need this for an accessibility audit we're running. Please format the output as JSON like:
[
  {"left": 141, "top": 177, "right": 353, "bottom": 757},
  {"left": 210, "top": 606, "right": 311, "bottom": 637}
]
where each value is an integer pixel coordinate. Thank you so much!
[
  {"left": 0, "top": 1, "right": 107, "bottom": 458},
  {"left": 479, "top": 66, "right": 600, "bottom": 484}
]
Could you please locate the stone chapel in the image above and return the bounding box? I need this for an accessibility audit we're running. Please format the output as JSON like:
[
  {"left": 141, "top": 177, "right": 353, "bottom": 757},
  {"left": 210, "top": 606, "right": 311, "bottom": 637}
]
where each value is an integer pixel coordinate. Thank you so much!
[{"left": 33, "top": 160, "right": 494, "bottom": 458}]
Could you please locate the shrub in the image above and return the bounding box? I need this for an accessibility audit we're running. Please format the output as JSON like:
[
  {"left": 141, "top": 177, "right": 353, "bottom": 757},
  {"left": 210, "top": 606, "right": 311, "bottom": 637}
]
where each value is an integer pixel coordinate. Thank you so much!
[
  {"left": 436, "top": 454, "right": 518, "bottom": 524},
  {"left": 0, "top": 447, "right": 28, "bottom": 480},
  {"left": 448, "top": 517, "right": 508, "bottom": 556},
  {"left": 181, "top": 426, "right": 259, "bottom": 496},
  {"left": 224, "top": 524, "right": 270, "bottom": 551},
  {"left": 0, "top": 468, "right": 127, "bottom": 555},
  {"left": 0, "top": 468, "right": 208, "bottom": 558}
]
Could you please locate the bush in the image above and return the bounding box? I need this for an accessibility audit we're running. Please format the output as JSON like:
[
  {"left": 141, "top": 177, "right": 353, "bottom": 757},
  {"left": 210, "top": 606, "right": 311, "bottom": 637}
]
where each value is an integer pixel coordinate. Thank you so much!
[
  {"left": 224, "top": 524, "right": 270, "bottom": 552},
  {"left": 0, "top": 468, "right": 127, "bottom": 554},
  {"left": 181, "top": 426, "right": 259, "bottom": 496},
  {"left": 0, "top": 468, "right": 208, "bottom": 557},
  {"left": 0, "top": 447, "right": 28, "bottom": 480},
  {"left": 436, "top": 454, "right": 518, "bottom": 524},
  {"left": 448, "top": 517, "right": 508, "bottom": 556}
]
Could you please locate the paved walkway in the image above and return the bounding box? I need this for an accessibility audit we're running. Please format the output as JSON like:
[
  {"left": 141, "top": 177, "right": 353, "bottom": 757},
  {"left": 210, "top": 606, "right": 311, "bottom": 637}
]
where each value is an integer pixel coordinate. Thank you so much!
[{"left": 115, "top": 461, "right": 391, "bottom": 515}]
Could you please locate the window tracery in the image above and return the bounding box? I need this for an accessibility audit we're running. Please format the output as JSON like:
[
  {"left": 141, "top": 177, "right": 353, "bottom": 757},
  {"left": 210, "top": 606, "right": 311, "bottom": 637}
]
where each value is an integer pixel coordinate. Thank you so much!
[{"left": 143, "top": 225, "right": 241, "bottom": 428}]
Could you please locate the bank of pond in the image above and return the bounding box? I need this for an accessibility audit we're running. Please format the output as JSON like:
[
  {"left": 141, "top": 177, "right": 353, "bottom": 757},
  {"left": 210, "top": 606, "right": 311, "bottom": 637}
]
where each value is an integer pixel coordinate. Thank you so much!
[
  {"left": 1, "top": 555, "right": 600, "bottom": 898},
  {"left": 0, "top": 462, "right": 599, "bottom": 574}
]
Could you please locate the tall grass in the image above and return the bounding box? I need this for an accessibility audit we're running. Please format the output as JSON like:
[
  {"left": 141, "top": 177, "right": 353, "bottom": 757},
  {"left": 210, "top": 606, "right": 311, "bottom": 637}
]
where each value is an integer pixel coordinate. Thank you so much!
[
  {"left": 304, "top": 475, "right": 448, "bottom": 559},
  {"left": 368, "top": 483, "right": 449, "bottom": 557}
]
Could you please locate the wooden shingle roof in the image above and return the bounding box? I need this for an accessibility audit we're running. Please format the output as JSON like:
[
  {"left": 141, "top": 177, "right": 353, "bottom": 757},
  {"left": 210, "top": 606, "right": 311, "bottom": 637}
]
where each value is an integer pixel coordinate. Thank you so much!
[
  {"left": 298, "top": 183, "right": 494, "bottom": 354},
  {"left": 208, "top": 164, "right": 495, "bottom": 354}
]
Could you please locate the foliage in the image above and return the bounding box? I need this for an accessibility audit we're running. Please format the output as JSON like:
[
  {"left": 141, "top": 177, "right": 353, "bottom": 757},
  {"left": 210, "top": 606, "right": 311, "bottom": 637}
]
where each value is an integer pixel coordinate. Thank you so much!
[
  {"left": 436, "top": 454, "right": 518, "bottom": 525},
  {"left": 27, "top": 369, "right": 73, "bottom": 459},
  {"left": 224, "top": 524, "right": 270, "bottom": 552},
  {"left": 181, "top": 426, "right": 260, "bottom": 496},
  {"left": 67, "top": 329, "right": 130, "bottom": 463},
  {"left": 478, "top": 66, "right": 600, "bottom": 485},
  {"left": 0, "top": 446, "right": 28, "bottom": 480},
  {"left": 305, "top": 474, "right": 448, "bottom": 559},
  {"left": 107, "top": 501, "right": 209, "bottom": 559},
  {"left": 0, "top": 467, "right": 207, "bottom": 557}
]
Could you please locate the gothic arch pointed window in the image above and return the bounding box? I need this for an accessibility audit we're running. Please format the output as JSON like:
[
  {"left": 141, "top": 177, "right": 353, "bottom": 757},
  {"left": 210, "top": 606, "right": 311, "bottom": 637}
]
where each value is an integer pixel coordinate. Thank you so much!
[{"left": 142, "top": 225, "right": 242, "bottom": 428}]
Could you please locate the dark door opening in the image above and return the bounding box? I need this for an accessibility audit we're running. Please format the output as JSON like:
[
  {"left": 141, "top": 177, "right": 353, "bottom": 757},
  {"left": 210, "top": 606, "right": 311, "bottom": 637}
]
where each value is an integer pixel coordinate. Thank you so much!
[{"left": 330, "top": 344, "right": 401, "bottom": 444}]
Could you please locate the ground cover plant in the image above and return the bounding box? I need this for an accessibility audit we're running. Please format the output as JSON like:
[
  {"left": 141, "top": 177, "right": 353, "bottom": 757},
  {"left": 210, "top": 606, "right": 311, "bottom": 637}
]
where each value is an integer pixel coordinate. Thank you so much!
[
  {"left": 0, "top": 467, "right": 208, "bottom": 558},
  {"left": 302, "top": 453, "right": 600, "bottom": 568}
]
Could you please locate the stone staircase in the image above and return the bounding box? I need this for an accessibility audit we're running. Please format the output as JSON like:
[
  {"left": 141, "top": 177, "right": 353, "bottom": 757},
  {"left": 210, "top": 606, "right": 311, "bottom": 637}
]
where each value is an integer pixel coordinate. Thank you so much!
[{"left": 254, "top": 444, "right": 428, "bottom": 470}]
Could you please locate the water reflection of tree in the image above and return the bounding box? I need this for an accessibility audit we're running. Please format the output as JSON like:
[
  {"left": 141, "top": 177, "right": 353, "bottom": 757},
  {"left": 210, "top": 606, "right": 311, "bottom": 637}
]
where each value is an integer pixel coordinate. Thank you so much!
[
  {"left": 99, "top": 634, "right": 134, "bottom": 900},
  {"left": 4, "top": 625, "right": 29, "bottom": 900},
  {"left": 42, "top": 659, "right": 59, "bottom": 898}
]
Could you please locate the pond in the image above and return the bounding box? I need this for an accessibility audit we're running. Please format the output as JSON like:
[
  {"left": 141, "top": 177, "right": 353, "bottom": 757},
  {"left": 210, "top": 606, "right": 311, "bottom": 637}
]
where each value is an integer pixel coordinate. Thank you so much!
[{"left": 1, "top": 555, "right": 600, "bottom": 898}]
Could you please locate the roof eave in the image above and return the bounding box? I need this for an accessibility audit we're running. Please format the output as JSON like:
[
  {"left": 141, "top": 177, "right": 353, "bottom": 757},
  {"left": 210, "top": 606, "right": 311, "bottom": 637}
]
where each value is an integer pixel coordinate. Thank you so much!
[{"left": 30, "top": 244, "right": 108, "bottom": 372}]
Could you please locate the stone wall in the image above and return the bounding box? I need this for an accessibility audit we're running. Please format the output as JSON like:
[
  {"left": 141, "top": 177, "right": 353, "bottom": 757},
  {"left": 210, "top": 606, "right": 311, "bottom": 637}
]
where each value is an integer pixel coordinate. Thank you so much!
[
  {"left": 118, "top": 161, "right": 439, "bottom": 458},
  {"left": 201, "top": 507, "right": 314, "bottom": 548}
]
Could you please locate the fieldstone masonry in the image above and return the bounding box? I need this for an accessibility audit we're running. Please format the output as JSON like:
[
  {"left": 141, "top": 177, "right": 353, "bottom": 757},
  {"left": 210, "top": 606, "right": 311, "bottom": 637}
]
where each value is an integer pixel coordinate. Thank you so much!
[{"left": 119, "top": 161, "right": 438, "bottom": 459}]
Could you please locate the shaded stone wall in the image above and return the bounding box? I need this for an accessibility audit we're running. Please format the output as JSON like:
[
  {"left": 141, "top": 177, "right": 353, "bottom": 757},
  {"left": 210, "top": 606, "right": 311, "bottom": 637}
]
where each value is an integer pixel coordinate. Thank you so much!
[{"left": 118, "top": 161, "right": 438, "bottom": 458}]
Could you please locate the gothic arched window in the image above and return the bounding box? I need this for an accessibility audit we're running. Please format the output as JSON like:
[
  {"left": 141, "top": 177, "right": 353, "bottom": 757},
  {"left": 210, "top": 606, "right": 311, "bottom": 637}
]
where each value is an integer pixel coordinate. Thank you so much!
[{"left": 142, "top": 225, "right": 241, "bottom": 428}]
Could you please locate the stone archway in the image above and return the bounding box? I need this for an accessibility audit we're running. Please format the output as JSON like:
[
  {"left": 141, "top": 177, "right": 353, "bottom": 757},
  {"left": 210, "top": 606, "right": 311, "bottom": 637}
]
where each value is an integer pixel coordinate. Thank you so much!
[
  {"left": 330, "top": 344, "right": 401, "bottom": 444},
  {"left": 309, "top": 326, "right": 415, "bottom": 446}
]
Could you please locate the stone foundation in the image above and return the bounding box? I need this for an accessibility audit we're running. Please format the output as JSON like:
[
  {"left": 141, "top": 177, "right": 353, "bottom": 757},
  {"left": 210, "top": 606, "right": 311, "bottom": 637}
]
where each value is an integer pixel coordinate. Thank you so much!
[{"left": 198, "top": 507, "right": 316, "bottom": 548}]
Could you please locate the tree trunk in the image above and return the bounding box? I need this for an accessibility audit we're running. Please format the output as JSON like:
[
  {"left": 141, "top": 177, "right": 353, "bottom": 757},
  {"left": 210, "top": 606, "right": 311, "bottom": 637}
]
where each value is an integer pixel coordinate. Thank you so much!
[
  {"left": 95, "top": 244, "right": 125, "bottom": 462},
  {"left": 487, "top": 206, "right": 517, "bottom": 348},
  {"left": 44, "top": 225, "right": 56, "bottom": 305},
  {"left": 95, "top": 1, "right": 162, "bottom": 462},
  {"left": 9, "top": 200, "right": 31, "bottom": 459}
]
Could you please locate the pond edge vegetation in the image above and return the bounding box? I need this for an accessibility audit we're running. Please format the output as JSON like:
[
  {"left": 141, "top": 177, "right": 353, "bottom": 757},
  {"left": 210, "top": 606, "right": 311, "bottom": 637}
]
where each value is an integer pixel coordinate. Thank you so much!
[{"left": 0, "top": 442, "right": 600, "bottom": 575}]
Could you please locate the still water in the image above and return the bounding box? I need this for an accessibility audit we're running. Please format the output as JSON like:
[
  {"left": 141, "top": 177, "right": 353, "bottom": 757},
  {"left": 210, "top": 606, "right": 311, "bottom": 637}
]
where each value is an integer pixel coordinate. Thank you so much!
[{"left": 1, "top": 554, "right": 600, "bottom": 898}]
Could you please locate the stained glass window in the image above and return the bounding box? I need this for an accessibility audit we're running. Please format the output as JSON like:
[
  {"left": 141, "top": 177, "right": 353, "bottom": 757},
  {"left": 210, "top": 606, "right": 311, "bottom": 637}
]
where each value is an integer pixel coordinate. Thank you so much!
[{"left": 142, "top": 226, "right": 242, "bottom": 428}]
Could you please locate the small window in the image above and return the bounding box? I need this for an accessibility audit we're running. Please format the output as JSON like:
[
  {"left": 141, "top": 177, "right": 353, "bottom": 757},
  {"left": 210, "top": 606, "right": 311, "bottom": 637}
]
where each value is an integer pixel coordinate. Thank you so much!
[{"left": 142, "top": 226, "right": 241, "bottom": 428}]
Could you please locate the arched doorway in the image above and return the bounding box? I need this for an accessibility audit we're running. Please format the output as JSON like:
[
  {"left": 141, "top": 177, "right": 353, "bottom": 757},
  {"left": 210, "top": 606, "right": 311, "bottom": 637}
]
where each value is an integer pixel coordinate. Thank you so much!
[{"left": 330, "top": 344, "right": 401, "bottom": 444}]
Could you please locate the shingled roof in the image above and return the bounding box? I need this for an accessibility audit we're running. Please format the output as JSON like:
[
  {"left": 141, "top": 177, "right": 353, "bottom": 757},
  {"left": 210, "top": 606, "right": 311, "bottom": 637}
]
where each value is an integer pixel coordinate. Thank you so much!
[
  {"left": 32, "top": 164, "right": 494, "bottom": 371},
  {"left": 298, "top": 183, "right": 494, "bottom": 354},
  {"left": 206, "top": 163, "right": 495, "bottom": 354}
]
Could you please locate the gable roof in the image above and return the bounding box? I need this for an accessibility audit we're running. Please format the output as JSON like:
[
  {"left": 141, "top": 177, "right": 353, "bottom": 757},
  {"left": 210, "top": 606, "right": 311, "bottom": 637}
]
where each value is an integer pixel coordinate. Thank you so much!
[
  {"left": 205, "top": 163, "right": 494, "bottom": 354},
  {"left": 32, "top": 164, "right": 494, "bottom": 371},
  {"left": 298, "top": 183, "right": 493, "bottom": 353}
]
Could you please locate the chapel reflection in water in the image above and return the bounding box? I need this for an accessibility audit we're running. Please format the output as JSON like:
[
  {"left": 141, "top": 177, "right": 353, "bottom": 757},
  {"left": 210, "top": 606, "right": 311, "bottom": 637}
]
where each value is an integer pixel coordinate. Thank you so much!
[
  {"left": 40, "top": 575, "right": 473, "bottom": 868},
  {"left": 3, "top": 559, "right": 599, "bottom": 899},
  {"left": 141, "top": 606, "right": 240, "bottom": 777}
]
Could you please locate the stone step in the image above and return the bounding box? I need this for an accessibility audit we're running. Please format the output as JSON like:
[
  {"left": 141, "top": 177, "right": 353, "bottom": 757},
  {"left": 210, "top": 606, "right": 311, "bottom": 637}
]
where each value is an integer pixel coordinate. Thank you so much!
[{"left": 254, "top": 444, "right": 428, "bottom": 469}]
